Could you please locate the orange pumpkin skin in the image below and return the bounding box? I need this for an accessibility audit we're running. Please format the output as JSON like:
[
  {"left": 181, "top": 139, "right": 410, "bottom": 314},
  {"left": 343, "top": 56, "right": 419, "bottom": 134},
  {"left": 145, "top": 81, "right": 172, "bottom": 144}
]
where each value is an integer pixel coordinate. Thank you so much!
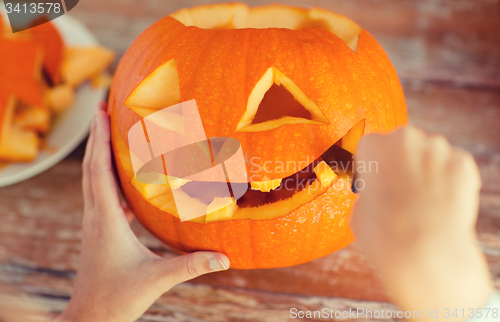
[{"left": 109, "top": 3, "right": 407, "bottom": 269}]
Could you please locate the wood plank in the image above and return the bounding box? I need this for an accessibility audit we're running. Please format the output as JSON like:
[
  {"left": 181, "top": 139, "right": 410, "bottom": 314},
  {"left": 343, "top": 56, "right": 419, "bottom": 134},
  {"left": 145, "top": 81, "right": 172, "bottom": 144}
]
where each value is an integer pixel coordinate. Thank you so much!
[
  {"left": 0, "top": 264, "right": 403, "bottom": 322},
  {"left": 69, "top": 0, "right": 500, "bottom": 87}
]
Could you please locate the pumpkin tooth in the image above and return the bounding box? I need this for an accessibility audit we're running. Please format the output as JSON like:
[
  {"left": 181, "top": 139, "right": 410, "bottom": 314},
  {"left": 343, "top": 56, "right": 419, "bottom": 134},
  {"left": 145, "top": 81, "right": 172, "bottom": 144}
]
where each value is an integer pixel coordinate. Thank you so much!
[
  {"left": 164, "top": 176, "right": 191, "bottom": 189},
  {"left": 314, "top": 161, "right": 338, "bottom": 188},
  {"left": 131, "top": 175, "right": 169, "bottom": 199},
  {"left": 206, "top": 197, "right": 237, "bottom": 223},
  {"left": 250, "top": 179, "right": 282, "bottom": 192},
  {"left": 341, "top": 119, "right": 365, "bottom": 154}
]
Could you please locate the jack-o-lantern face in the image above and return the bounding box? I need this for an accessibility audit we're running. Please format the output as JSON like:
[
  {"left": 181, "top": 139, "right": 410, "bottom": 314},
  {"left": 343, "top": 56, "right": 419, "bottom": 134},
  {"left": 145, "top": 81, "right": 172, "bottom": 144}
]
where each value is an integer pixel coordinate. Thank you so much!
[{"left": 109, "top": 3, "right": 407, "bottom": 269}]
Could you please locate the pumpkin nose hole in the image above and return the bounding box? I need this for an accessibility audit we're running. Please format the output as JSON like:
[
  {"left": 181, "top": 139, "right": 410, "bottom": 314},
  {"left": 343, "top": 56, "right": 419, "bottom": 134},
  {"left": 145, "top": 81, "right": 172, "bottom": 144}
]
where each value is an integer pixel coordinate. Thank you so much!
[
  {"left": 236, "top": 67, "right": 329, "bottom": 132},
  {"left": 251, "top": 84, "right": 312, "bottom": 124}
]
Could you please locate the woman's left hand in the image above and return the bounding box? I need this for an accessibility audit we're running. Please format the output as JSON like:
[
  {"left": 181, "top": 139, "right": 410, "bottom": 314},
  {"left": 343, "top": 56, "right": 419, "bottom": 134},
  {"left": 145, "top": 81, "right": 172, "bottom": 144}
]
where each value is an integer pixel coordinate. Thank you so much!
[{"left": 56, "top": 103, "right": 230, "bottom": 322}]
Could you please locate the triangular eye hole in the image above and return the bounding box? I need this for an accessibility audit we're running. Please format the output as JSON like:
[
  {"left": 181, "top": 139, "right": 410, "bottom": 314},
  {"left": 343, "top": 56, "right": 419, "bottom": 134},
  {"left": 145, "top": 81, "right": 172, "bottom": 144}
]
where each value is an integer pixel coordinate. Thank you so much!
[
  {"left": 236, "top": 67, "right": 329, "bottom": 132},
  {"left": 124, "top": 59, "right": 181, "bottom": 118},
  {"left": 251, "top": 83, "right": 313, "bottom": 124}
]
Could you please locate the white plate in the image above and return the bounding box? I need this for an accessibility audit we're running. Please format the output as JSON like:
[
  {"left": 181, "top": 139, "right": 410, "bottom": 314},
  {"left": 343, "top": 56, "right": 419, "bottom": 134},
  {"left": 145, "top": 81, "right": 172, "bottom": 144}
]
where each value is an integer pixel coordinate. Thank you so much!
[{"left": 0, "top": 14, "right": 108, "bottom": 187}]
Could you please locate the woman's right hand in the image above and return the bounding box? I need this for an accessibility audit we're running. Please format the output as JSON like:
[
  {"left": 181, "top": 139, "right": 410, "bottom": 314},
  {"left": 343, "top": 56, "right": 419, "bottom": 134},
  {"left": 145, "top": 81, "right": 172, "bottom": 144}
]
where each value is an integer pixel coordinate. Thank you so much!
[{"left": 351, "top": 126, "right": 493, "bottom": 321}]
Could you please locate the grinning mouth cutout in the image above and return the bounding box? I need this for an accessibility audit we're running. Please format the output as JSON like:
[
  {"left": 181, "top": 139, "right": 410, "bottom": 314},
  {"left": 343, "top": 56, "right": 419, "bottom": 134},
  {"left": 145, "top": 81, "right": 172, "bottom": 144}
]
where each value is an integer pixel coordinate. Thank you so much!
[
  {"left": 180, "top": 118, "right": 364, "bottom": 209},
  {"left": 123, "top": 95, "right": 365, "bottom": 222}
]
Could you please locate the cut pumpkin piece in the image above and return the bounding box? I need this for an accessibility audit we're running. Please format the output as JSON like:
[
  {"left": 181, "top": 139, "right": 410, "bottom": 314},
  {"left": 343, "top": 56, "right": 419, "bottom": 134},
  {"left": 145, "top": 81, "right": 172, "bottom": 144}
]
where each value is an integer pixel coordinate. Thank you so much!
[
  {"left": 0, "top": 126, "right": 39, "bottom": 162},
  {"left": 45, "top": 84, "right": 75, "bottom": 113},
  {"left": 61, "top": 46, "right": 115, "bottom": 87},
  {"left": 0, "top": 96, "right": 39, "bottom": 162},
  {"left": 206, "top": 197, "right": 237, "bottom": 223},
  {"left": 250, "top": 179, "right": 282, "bottom": 192},
  {"left": 13, "top": 104, "right": 50, "bottom": 134},
  {"left": 236, "top": 67, "right": 329, "bottom": 132},
  {"left": 125, "top": 59, "right": 181, "bottom": 113},
  {"left": 0, "top": 37, "right": 44, "bottom": 107},
  {"left": 341, "top": 119, "right": 365, "bottom": 154},
  {"left": 314, "top": 161, "right": 338, "bottom": 188},
  {"left": 90, "top": 73, "right": 113, "bottom": 88},
  {"left": 25, "top": 17, "right": 64, "bottom": 84},
  {"left": 0, "top": 96, "right": 16, "bottom": 143}
]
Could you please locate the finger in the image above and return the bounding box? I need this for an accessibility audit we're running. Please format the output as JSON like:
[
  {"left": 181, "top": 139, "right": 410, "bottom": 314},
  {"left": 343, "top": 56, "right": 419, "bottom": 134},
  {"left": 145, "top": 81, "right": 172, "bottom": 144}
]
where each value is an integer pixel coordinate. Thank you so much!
[
  {"left": 89, "top": 107, "right": 122, "bottom": 214},
  {"left": 122, "top": 203, "right": 135, "bottom": 224},
  {"left": 117, "top": 185, "right": 135, "bottom": 223},
  {"left": 82, "top": 114, "right": 97, "bottom": 209},
  {"left": 155, "top": 252, "right": 230, "bottom": 289},
  {"left": 454, "top": 148, "right": 482, "bottom": 191},
  {"left": 356, "top": 133, "right": 383, "bottom": 164}
]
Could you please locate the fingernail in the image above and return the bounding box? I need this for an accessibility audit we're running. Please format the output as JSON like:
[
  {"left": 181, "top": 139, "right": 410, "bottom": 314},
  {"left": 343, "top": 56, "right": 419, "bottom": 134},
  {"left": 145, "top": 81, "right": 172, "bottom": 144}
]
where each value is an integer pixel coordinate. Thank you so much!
[
  {"left": 209, "top": 258, "right": 228, "bottom": 271},
  {"left": 351, "top": 172, "right": 359, "bottom": 194},
  {"left": 97, "top": 101, "right": 106, "bottom": 111}
]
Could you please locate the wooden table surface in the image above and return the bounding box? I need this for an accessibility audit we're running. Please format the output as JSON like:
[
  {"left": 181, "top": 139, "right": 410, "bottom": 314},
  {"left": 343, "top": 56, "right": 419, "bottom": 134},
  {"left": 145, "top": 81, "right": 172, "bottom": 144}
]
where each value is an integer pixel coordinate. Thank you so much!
[{"left": 1, "top": 0, "right": 499, "bottom": 321}]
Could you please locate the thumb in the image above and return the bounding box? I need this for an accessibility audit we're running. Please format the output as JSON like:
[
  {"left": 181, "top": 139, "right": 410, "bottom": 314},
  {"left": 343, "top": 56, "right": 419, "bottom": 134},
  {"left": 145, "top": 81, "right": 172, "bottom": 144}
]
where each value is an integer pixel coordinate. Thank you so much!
[{"left": 156, "top": 252, "right": 230, "bottom": 288}]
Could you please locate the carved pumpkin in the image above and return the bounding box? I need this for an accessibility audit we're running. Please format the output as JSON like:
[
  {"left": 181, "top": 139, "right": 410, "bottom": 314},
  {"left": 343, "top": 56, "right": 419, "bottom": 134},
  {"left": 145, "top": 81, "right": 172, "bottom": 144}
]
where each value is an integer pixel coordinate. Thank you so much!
[{"left": 109, "top": 3, "right": 407, "bottom": 269}]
